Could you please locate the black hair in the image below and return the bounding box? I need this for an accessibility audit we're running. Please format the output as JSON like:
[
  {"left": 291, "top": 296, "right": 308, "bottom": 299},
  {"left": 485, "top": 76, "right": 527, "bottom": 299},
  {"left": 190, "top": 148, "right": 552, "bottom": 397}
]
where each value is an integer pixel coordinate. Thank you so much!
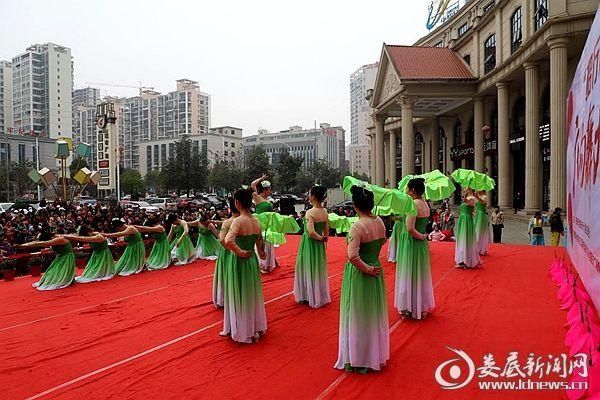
[
  {"left": 310, "top": 186, "right": 327, "bottom": 203},
  {"left": 534, "top": 211, "right": 542, "bottom": 218},
  {"left": 350, "top": 186, "right": 374, "bottom": 213},
  {"left": 228, "top": 197, "right": 239, "bottom": 215},
  {"left": 145, "top": 216, "right": 157, "bottom": 226},
  {"left": 407, "top": 178, "right": 425, "bottom": 196},
  {"left": 111, "top": 218, "right": 126, "bottom": 230},
  {"left": 38, "top": 224, "right": 54, "bottom": 241},
  {"left": 198, "top": 212, "right": 209, "bottom": 222},
  {"left": 78, "top": 224, "right": 92, "bottom": 236},
  {"left": 166, "top": 213, "right": 179, "bottom": 224},
  {"left": 234, "top": 187, "right": 253, "bottom": 210},
  {"left": 256, "top": 182, "right": 266, "bottom": 195}
]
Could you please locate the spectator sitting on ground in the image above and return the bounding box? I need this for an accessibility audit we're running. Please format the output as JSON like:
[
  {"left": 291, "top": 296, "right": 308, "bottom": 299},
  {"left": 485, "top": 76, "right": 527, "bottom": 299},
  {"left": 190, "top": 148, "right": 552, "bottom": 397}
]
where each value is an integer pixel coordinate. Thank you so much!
[{"left": 428, "top": 224, "right": 446, "bottom": 242}]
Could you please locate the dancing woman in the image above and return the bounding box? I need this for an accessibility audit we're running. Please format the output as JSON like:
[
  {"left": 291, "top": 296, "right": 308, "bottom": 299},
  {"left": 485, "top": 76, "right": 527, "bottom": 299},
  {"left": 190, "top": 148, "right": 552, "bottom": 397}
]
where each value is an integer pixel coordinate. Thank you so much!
[
  {"left": 104, "top": 219, "right": 146, "bottom": 276},
  {"left": 191, "top": 214, "right": 221, "bottom": 260},
  {"left": 474, "top": 191, "right": 491, "bottom": 256},
  {"left": 394, "top": 178, "right": 434, "bottom": 319},
  {"left": 335, "top": 185, "right": 389, "bottom": 372},
  {"left": 293, "top": 185, "right": 330, "bottom": 308},
  {"left": 167, "top": 214, "right": 195, "bottom": 265},
  {"left": 222, "top": 187, "right": 267, "bottom": 343},
  {"left": 387, "top": 215, "right": 403, "bottom": 262},
  {"left": 64, "top": 225, "right": 115, "bottom": 283},
  {"left": 20, "top": 226, "right": 76, "bottom": 291},
  {"left": 212, "top": 198, "right": 239, "bottom": 308},
  {"left": 454, "top": 188, "right": 481, "bottom": 269},
  {"left": 135, "top": 219, "right": 170, "bottom": 271},
  {"left": 251, "top": 174, "right": 277, "bottom": 273}
]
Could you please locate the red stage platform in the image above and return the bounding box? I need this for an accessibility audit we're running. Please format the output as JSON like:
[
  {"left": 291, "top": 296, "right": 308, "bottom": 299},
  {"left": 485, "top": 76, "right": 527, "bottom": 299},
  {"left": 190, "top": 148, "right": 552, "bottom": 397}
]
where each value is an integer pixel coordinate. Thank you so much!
[{"left": 0, "top": 237, "right": 568, "bottom": 399}]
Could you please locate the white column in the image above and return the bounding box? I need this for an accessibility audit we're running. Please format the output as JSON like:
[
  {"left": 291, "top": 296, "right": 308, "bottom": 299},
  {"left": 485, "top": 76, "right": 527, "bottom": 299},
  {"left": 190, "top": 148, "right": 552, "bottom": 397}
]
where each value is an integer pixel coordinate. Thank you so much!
[
  {"left": 400, "top": 96, "right": 415, "bottom": 176},
  {"left": 389, "top": 129, "right": 397, "bottom": 187},
  {"left": 524, "top": 62, "right": 541, "bottom": 211},
  {"left": 430, "top": 118, "right": 440, "bottom": 172},
  {"left": 548, "top": 37, "right": 570, "bottom": 210},
  {"left": 474, "top": 97, "right": 485, "bottom": 172},
  {"left": 369, "top": 134, "right": 375, "bottom": 182},
  {"left": 384, "top": 134, "right": 390, "bottom": 185},
  {"left": 497, "top": 82, "right": 511, "bottom": 208},
  {"left": 374, "top": 115, "right": 386, "bottom": 186}
]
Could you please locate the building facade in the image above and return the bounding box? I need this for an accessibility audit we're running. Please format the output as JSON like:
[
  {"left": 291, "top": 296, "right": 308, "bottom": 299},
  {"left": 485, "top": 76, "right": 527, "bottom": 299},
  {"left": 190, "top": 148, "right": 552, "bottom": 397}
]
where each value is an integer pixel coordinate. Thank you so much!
[
  {"left": 138, "top": 126, "right": 242, "bottom": 177},
  {"left": 73, "top": 87, "right": 101, "bottom": 110},
  {"left": 348, "top": 144, "right": 371, "bottom": 178},
  {"left": 0, "top": 61, "right": 13, "bottom": 136},
  {"left": 350, "top": 62, "right": 379, "bottom": 146},
  {"left": 242, "top": 123, "right": 346, "bottom": 169},
  {"left": 368, "top": 0, "right": 598, "bottom": 211},
  {"left": 11, "top": 43, "right": 73, "bottom": 139},
  {"left": 0, "top": 133, "right": 55, "bottom": 169}
]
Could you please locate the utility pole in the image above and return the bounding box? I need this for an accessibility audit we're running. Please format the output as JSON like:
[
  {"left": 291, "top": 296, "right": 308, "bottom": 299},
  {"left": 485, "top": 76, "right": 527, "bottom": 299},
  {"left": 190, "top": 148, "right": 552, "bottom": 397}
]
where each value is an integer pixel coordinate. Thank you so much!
[{"left": 4, "top": 129, "right": 10, "bottom": 201}]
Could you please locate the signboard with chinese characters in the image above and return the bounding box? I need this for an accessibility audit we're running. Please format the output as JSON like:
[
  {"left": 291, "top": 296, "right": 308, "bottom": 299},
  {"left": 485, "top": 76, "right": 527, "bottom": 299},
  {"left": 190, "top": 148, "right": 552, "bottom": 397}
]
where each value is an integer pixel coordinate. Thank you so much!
[
  {"left": 426, "top": 0, "right": 468, "bottom": 30},
  {"left": 96, "top": 103, "right": 117, "bottom": 191},
  {"left": 566, "top": 7, "right": 600, "bottom": 313}
]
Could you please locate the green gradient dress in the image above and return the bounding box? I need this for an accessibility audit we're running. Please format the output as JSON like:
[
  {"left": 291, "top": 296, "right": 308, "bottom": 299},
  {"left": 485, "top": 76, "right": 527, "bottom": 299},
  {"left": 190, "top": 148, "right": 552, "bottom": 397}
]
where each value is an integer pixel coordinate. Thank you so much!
[
  {"left": 255, "top": 201, "right": 276, "bottom": 272},
  {"left": 474, "top": 202, "right": 491, "bottom": 255},
  {"left": 335, "top": 236, "right": 389, "bottom": 371},
  {"left": 115, "top": 232, "right": 146, "bottom": 276},
  {"left": 387, "top": 218, "right": 403, "bottom": 262},
  {"left": 394, "top": 217, "right": 434, "bottom": 319},
  {"left": 213, "top": 224, "right": 232, "bottom": 308},
  {"left": 146, "top": 231, "right": 171, "bottom": 271},
  {"left": 170, "top": 225, "right": 195, "bottom": 265},
  {"left": 221, "top": 234, "right": 267, "bottom": 343},
  {"left": 33, "top": 242, "right": 76, "bottom": 291},
  {"left": 454, "top": 202, "right": 481, "bottom": 268},
  {"left": 293, "top": 220, "right": 330, "bottom": 308},
  {"left": 75, "top": 240, "right": 115, "bottom": 283},
  {"left": 196, "top": 226, "right": 220, "bottom": 260}
]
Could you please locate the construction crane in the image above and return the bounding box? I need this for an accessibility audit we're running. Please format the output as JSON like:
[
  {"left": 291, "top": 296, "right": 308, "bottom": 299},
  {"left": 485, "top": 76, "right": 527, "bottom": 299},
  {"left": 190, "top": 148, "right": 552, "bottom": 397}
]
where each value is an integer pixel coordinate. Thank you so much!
[{"left": 83, "top": 81, "right": 155, "bottom": 96}]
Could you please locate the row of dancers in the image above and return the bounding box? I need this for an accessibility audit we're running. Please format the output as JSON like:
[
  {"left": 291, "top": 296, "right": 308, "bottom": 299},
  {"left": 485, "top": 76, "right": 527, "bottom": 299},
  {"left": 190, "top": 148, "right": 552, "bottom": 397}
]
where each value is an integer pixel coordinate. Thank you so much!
[{"left": 19, "top": 176, "right": 492, "bottom": 373}]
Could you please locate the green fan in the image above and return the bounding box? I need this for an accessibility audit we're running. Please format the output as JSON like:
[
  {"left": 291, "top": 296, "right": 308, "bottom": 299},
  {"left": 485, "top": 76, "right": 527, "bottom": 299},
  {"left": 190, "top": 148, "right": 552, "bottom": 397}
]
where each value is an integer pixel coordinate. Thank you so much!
[
  {"left": 255, "top": 212, "right": 300, "bottom": 245},
  {"left": 397, "top": 169, "right": 456, "bottom": 201},
  {"left": 328, "top": 213, "right": 358, "bottom": 234},
  {"left": 342, "top": 176, "right": 416, "bottom": 216},
  {"left": 450, "top": 168, "right": 495, "bottom": 191}
]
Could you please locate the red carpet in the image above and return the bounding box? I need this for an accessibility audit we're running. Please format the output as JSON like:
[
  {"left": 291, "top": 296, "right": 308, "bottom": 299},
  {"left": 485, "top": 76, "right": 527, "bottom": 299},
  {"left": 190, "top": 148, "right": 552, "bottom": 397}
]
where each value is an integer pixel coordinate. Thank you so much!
[{"left": 0, "top": 237, "right": 568, "bottom": 400}]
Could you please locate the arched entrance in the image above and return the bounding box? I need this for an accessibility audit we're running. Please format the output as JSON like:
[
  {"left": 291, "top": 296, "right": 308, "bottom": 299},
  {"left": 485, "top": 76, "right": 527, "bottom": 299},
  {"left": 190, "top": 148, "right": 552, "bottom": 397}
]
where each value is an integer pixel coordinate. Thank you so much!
[{"left": 511, "top": 96, "right": 526, "bottom": 208}]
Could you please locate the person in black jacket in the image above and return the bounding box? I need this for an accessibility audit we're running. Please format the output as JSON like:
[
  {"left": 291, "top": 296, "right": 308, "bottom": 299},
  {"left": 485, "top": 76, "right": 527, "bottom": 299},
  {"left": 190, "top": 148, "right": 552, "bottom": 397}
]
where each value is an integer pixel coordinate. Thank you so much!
[{"left": 549, "top": 208, "right": 564, "bottom": 246}]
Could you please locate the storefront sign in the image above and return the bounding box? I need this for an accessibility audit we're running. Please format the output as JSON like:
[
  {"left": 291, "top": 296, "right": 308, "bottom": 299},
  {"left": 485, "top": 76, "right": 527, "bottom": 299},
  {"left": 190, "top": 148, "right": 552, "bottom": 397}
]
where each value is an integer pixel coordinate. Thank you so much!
[
  {"left": 484, "top": 138, "right": 497, "bottom": 155},
  {"left": 566, "top": 7, "right": 600, "bottom": 313},
  {"left": 450, "top": 144, "right": 474, "bottom": 161}
]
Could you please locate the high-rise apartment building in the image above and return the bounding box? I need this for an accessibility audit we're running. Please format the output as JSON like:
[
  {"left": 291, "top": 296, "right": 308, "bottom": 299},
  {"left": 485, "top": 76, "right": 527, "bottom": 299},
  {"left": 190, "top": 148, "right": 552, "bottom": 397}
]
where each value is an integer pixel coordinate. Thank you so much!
[
  {"left": 0, "top": 61, "right": 13, "bottom": 135},
  {"left": 11, "top": 43, "right": 73, "bottom": 139},
  {"left": 350, "top": 62, "right": 378, "bottom": 146},
  {"left": 243, "top": 123, "right": 345, "bottom": 169},
  {"left": 73, "top": 87, "right": 101, "bottom": 110}
]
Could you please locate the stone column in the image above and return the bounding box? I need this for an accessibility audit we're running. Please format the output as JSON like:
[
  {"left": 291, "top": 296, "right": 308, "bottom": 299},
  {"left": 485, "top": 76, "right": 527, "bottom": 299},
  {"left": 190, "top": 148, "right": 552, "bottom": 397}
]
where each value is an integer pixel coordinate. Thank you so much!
[
  {"left": 431, "top": 118, "right": 440, "bottom": 171},
  {"left": 389, "top": 129, "right": 397, "bottom": 187},
  {"left": 384, "top": 134, "right": 390, "bottom": 186},
  {"left": 474, "top": 97, "right": 485, "bottom": 172},
  {"left": 524, "top": 62, "right": 541, "bottom": 211},
  {"left": 369, "top": 134, "right": 375, "bottom": 182},
  {"left": 497, "top": 82, "right": 511, "bottom": 208},
  {"left": 548, "top": 37, "right": 570, "bottom": 210},
  {"left": 374, "top": 114, "right": 386, "bottom": 186},
  {"left": 400, "top": 96, "right": 416, "bottom": 176}
]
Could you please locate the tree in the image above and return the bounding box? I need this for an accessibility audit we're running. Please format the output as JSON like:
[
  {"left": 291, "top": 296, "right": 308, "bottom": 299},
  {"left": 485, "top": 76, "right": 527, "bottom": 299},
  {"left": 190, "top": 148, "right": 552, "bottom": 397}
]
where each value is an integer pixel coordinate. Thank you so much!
[
  {"left": 351, "top": 171, "right": 371, "bottom": 182},
  {"left": 274, "top": 150, "right": 304, "bottom": 193},
  {"left": 209, "top": 160, "right": 244, "bottom": 194},
  {"left": 308, "top": 159, "right": 343, "bottom": 189},
  {"left": 69, "top": 156, "right": 90, "bottom": 179},
  {"left": 144, "top": 169, "right": 165, "bottom": 194},
  {"left": 0, "top": 161, "right": 38, "bottom": 200},
  {"left": 120, "top": 168, "right": 145, "bottom": 199},
  {"left": 243, "top": 145, "right": 272, "bottom": 184},
  {"left": 189, "top": 151, "right": 209, "bottom": 193}
]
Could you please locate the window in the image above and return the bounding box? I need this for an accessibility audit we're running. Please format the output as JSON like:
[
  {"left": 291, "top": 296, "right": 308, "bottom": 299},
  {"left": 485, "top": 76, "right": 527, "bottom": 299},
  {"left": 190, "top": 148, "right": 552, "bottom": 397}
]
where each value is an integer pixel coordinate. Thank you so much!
[
  {"left": 483, "top": 1, "right": 495, "bottom": 13},
  {"left": 32, "top": 145, "right": 37, "bottom": 162},
  {"left": 534, "top": 0, "right": 548, "bottom": 31},
  {"left": 463, "top": 54, "right": 471, "bottom": 66},
  {"left": 434, "top": 41, "right": 444, "bottom": 48},
  {"left": 224, "top": 141, "right": 228, "bottom": 147},
  {"left": 231, "top": 142, "right": 235, "bottom": 148},
  {"left": 484, "top": 34, "right": 496, "bottom": 74},
  {"left": 18, "top": 143, "right": 26, "bottom": 163},
  {"left": 511, "top": 7, "right": 523, "bottom": 53},
  {"left": 458, "top": 22, "right": 469, "bottom": 37}
]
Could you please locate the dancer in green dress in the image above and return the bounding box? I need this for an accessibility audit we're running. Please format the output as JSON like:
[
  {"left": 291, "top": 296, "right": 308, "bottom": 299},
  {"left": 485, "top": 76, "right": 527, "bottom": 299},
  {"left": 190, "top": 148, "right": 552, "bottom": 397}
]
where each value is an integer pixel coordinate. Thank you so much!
[
  {"left": 64, "top": 225, "right": 115, "bottom": 283},
  {"left": 394, "top": 178, "right": 435, "bottom": 320},
  {"left": 167, "top": 214, "right": 195, "bottom": 265},
  {"left": 387, "top": 216, "right": 403, "bottom": 262},
  {"left": 474, "top": 190, "right": 491, "bottom": 256},
  {"left": 20, "top": 226, "right": 76, "bottom": 291},
  {"left": 104, "top": 219, "right": 146, "bottom": 276},
  {"left": 135, "top": 218, "right": 171, "bottom": 271},
  {"left": 190, "top": 214, "right": 221, "bottom": 260},
  {"left": 251, "top": 174, "right": 278, "bottom": 273},
  {"left": 294, "top": 185, "right": 330, "bottom": 308},
  {"left": 454, "top": 188, "right": 481, "bottom": 269},
  {"left": 335, "top": 185, "right": 389, "bottom": 372},
  {"left": 221, "top": 187, "right": 267, "bottom": 343},
  {"left": 211, "top": 198, "right": 239, "bottom": 308}
]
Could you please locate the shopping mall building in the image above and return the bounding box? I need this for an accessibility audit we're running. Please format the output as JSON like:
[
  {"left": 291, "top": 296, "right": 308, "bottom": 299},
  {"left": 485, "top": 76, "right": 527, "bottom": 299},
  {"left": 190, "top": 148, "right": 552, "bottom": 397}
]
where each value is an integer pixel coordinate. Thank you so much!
[{"left": 368, "top": 0, "right": 598, "bottom": 211}]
